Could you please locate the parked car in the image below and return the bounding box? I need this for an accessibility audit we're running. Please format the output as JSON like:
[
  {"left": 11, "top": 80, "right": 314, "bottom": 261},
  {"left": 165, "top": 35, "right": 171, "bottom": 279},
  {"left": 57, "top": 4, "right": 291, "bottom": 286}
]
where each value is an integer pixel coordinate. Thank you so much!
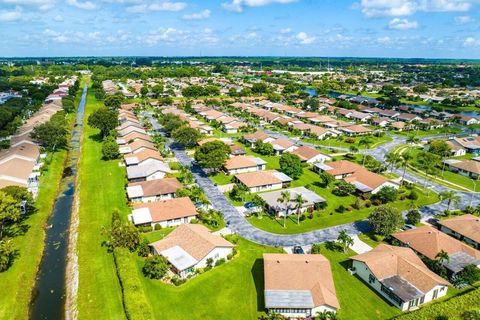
[
  {"left": 292, "top": 246, "right": 304, "bottom": 254},
  {"left": 244, "top": 202, "right": 256, "bottom": 209}
]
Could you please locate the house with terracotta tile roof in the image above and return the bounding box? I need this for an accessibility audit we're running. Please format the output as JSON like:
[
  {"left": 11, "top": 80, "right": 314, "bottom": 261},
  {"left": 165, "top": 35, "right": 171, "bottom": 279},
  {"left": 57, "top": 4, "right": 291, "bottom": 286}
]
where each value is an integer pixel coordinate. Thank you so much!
[
  {"left": 351, "top": 244, "right": 449, "bottom": 311},
  {"left": 119, "top": 139, "right": 157, "bottom": 154},
  {"left": 271, "top": 138, "right": 297, "bottom": 155},
  {"left": 263, "top": 253, "right": 339, "bottom": 318},
  {"left": 126, "top": 178, "right": 182, "bottom": 203},
  {"left": 130, "top": 197, "right": 197, "bottom": 228},
  {"left": 339, "top": 124, "right": 373, "bottom": 136},
  {"left": 244, "top": 131, "right": 275, "bottom": 146},
  {"left": 116, "top": 131, "right": 151, "bottom": 145},
  {"left": 224, "top": 156, "right": 267, "bottom": 175},
  {"left": 150, "top": 224, "right": 234, "bottom": 278},
  {"left": 290, "top": 146, "right": 331, "bottom": 164},
  {"left": 438, "top": 214, "right": 480, "bottom": 250},
  {"left": 393, "top": 226, "right": 480, "bottom": 274},
  {"left": 443, "top": 159, "right": 480, "bottom": 178},
  {"left": 234, "top": 170, "right": 291, "bottom": 192},
  {"left": 126, "top": 160, "right": 172, "bottom": 182},
  {"left": 123, "top": 149, "right": 163, "bottom": 167},
  {"left": 258, "top": 187, "right": 326, "bottom": 217}
]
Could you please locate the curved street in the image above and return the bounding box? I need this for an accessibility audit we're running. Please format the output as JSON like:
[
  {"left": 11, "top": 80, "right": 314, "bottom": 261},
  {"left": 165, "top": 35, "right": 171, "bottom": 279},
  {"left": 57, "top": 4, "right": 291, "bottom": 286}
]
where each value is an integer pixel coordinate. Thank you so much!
[{"left": 143, "top": 111, "right": 475, "bottom": 246}]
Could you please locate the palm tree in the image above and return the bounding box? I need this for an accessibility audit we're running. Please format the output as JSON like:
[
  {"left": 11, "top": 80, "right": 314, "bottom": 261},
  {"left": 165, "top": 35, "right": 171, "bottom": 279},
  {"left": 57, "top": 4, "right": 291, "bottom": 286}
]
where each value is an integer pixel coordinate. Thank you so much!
[
  {"left": 385, "top": 152, "right": 400, "bottom": 171},
  {"left": 277, "top": 191, "right": 291, "bottom": 228},
  {"left": 337, "top": 230, "right": 354, "bottom": 253},
  {"left": 407, "top": 135, "right": 419, "bottom": 144},
  {"left": 439, "top": 190, "right": 461, "bottom": 212},
  {"left": 359, "top": 137, "right": 373, "bottom": 165},
  {"left": 293, "top": 194, "right": 307, "bottom": 225},
  {"left": 398, "top": 152, "right": 411, "bottom": 185},
  {"left": 316, "top": 311, "right": 337, "bottom": 320},
  {"left": 435, "top": 250, "right": 450, "bottom": 265}
]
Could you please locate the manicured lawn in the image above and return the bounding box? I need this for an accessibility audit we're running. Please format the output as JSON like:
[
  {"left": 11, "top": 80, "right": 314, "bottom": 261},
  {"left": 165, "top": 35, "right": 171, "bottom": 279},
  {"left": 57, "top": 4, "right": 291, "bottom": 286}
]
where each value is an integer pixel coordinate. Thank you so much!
[
  {"left": 320, "top": 246, "right": 402, "bottom": 320},
  {"left": 0, "top": 149, "right": 68, "bottom": 320},
  {"left": 302, "top": 134, "right": 392, "bottom": 150},
  {"left": 210, "top": 172, "right": 233, "bottom": 185},
  {"left": 358, "top": 233, "right": 385, "bottom": 248},
  {"left": 387, "top": 127, "right": 461, "bottom": 138},
  {"left": 76, "top": 87, "right": 126, "bottom": 319},
  {"left": 137, "top": 236, "right": 283, "bottom": 319}
]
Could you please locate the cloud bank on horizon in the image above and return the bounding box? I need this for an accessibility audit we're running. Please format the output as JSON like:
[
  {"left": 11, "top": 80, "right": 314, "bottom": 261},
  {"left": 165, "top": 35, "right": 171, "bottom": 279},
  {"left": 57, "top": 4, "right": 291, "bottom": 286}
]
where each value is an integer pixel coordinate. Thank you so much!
[{"left": 0, "top": 0, "right": 479, "bottom": 58}]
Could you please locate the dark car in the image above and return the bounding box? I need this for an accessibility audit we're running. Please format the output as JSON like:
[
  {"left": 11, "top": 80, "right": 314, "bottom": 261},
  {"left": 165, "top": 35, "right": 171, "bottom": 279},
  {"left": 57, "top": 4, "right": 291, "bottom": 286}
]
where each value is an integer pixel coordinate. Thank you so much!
[
  {"left": 244, "top": 202, "right": 256, "bottom": 209},
  {"left": 292, "top": 246, "right": 304, "bottom": 254}
]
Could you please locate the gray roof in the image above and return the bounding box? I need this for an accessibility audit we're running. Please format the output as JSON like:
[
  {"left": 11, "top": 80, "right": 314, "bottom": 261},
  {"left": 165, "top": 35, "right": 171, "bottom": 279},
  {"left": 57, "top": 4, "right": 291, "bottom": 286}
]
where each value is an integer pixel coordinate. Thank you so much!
[
  {"left": 265, "top": 290, "right": 314, "bottom": 309},
  {"left": 444, "top": 251, "right": 480, "bottom": 274},
  {"left": 161, "top": 245, "right": 198, "bottom": 271},
  {"left": 381, "top": 275, "right": 423, "bottom": 302},
  {"left": 271, "top": 171, "right": 293, "bottom": 183},
  {"left": 258, "top": 186, "right": 326, "bottom": 210},
  {"left": 126, "top": 161, "right": 171, "bottom": 179}
]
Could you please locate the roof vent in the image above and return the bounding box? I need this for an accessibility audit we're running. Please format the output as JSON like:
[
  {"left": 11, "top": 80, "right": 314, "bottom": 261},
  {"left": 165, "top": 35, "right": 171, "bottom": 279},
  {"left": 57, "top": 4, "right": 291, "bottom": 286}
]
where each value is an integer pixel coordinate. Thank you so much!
[{"left": 277, "top": 260, "right": 280, "bottom": 263}]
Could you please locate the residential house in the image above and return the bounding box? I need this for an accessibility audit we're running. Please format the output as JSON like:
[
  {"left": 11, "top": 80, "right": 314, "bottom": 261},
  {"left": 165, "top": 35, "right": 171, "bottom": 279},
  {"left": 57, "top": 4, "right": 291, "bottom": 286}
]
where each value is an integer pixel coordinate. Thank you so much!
[
  {"left": 290, "top": 146, "right": 331, "bottom": 164},
  {"left": 348, "top": 111, "right": 372, "bottom": 122},
  {"left": 443, "top": 159, "right": 480, "bottom": 179},
  {"left": 224, "top": 156, "right": 267, "bottom": 175},
  {"left": 126, "top": 160, "right": 172, "bottom": 182},
  {"left": 258, "top": 187, "right": 326, "bottom": 217},
  {"left": 448, "top": 136, "right": 480, "bottom": 155},
  {"left": 124, "top": 149, "right": 163, "bottom": 167},
  {"left": 445, "top": 141, "right": 466, "bottom": 157},
  {"left": 263, "top": 253, "right": 340, "bottom": 318},
  {"left": 438, "top": 214, "right": 480, "bottom": 250},
  {"left": 150, "top": 224, "right": 234, "bottom": 278},
  {"left": 351, "top": 244, "right": 449, "bottom": 311},
  {"left": 126, "top": 178, "right": 182, "bottom": 203},
  {"left": 235, "top": 170, "right": 292, "bottom": 193},
  {"left": 393, "top": 226, "right": 480, "bottom": 274},
  {"left": 457, "top": 116, "right": 479, "bottom": 126},
  {"left": 397, "top": 113, "right": 421, "bottom": 123},
  {"left": 244, "top": 131, "right": 274, "bottom": 146},
  {"left": 271, "top": 138, "right": 297, "bottom": 155},
  {"left": 116, "top": 131, "right": 152, "bottom": 145},
  {"left": 339, "top": 124, "right": 373, "bottom": 136},
  {"left": 119, "top": 139, "right": 157, "bottom": 154},
  {"left": 129, "top": 197, "right": 197, "bottom": 228}
]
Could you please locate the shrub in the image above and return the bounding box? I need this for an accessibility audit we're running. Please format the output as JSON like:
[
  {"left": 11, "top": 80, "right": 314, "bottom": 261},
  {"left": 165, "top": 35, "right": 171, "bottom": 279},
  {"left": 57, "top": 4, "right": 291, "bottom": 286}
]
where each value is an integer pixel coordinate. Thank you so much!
[
  {"left": 142, "top": 255, "right": 169, "bottom": 279},
  {"left": 214, "top": 258, "right": 226, "bottom": 267},
  {"left": 409, "top": 190, "right": 419, "bottom": 200},
  {"left": 332, "top": 181, "right": 356, "bottom": 196},
  {"left": 336, "top": 205, "right": 346, "bottom": 213},
  {"left": 137, "top": 239, "right": 150, "bottom": 257},
  {"left": 171, "top": 276, "right": 187, "bottom": 286},
  {"left": 375, "top": 186, "right": 399, "bottom": 203},
  {"left": 299, "top": 214, "right": 307, "bottom": 221},
  {"left": 406, "top": 209, "right": 421, "bottom": 225},
  {"left": 154, "top": 224, "right": 162, "bottom": 231},
  {"left": 310, "top": 244, "right": 322, "bottom": 254}
]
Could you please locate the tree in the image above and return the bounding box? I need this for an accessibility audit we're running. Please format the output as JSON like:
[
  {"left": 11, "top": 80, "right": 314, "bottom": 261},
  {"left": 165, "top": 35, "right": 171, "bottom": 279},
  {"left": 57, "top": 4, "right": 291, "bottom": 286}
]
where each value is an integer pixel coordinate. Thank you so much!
[
  {"left": 435, "top": 250, "right": 450, "bottom": 265},
  {"left": 457, "top": 264, "right": 480, "bottom": 285},
  {"left": 0, "top": 239, "right": 15, "bottom": 272},
  {"left": 315, "top": 310, "right": 337, "bottom": 320},
  {"left": 439, "top": 190, "right": 461, "bottom": 212},
  {"left": 279, "top": 153, "right": 303, "bottom": 180},
  {"left": 336, "top": 230, "right": 354, "bottom": 253},
  {"left": 413, "top": 85, "right": 429, "bottom": 94},
  {"left": 88, "top": 107, "right": 119, "bottom": 138},
  {"left": 293, "top": 194, "right": 306, "bottom": 225},
  {"left": 310, "top": 244, "right": 322, "bottom": 254},
  {"left": 1, "top": 186, "right": 34, "bottom": 215},
  {"left": 194, "top": 141, "right": 230, "bottom": 172},
  {"left": 385, "top": 152, "right": 400, "bottom": 171},
  {"left": 399, "top": 152, "right": 412, "bottom": 184},
  {"left": 172, "top": 126, "right": 202, "bottom": 148},
  {"left": 0, "top": 191, "right": 21, "bottom": 239},
  {"left": 429, "top": 140, "right": 451, "bottom": 157},
  {"left": 406, "top": 209, "right": 421, "bottom": 225},
  {"left": 332, "top": 181, "right": 356, "bottom": 196},
  {"left": 359, "top": 137, "right": 373, "bottom": 165},
  {"left": 319, "top": 172, "right": 335, "bottom": 187},
  {"left": 161, "top": 114, "right": 186, "bottom": 133},
  {"left": 31, "top": 115, "right": 68, "bottom": 151},
  {"left": 142, "top": 255, "right": 169, "bottom": 279},
  {"left": 104, "top": 95, "right": 123, "bottom": 109},
  {"left": 251, "top": 82, "right": 268, "bottom": 94},
  {"left": 253, "top": 140, "right": 274, "bottom": 156},
  {"left": 277, "top": 191, "right": 291, "bottom": 228},
  {"left": 102, "top": 136, "right": 119, "bottom": 160},
  {"left": 375, "top": 186, "right": 398, "bottom": 203},
  {"left": 102, "top": 210, "right": 140, "bottom": 252},
  {"left": 368, "top": 205, "right": 404, "bottom": 236},
  {"left": 229, "top": 184, "right": 247, "bottom": 202},
  {"left": 140, "top": 86, "right": 149, "bottom": 97}
]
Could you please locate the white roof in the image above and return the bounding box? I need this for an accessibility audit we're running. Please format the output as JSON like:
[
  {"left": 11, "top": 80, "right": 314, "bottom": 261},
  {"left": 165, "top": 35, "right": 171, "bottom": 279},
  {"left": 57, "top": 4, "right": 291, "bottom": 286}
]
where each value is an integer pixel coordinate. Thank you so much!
[
  {"left": 131, "top": 207, "right": 152, "bottom": 225},
  {"left": 126, "top": 185, "right": 144, "bottom": 198},
  {"left": 125, "top": 157, "right": 139, "bottom": 166},
  {"left": 161, "top": 245, "right": 198, "bottom": 271}
]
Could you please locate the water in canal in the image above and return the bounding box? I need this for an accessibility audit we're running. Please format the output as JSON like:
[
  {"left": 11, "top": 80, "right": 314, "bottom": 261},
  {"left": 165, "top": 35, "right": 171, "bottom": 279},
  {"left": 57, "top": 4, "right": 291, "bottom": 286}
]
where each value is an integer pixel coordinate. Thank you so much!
[{"left": 29, "top": 83, "right": 87, "bottom": 320}]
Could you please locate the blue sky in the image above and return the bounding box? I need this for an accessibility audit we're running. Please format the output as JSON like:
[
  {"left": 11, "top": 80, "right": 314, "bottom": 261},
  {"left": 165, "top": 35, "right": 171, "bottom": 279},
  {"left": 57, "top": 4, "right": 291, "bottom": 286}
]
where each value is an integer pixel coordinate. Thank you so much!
[{"left": 0, "top": 0, "right": 479, "bottom": 58}]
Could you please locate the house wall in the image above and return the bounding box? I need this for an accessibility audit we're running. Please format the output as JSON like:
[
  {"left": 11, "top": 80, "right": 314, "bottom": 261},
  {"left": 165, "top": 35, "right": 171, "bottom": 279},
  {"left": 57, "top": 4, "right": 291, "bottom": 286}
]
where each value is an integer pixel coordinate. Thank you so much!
[
  {"left": 145, "top": 171, "right": 166, "bottom": 181},
  {"left": 151, "top": 215, "right": 196, "bottom": 229},
  {"left": 195, "top": 247, "right": 233, "bottom": 269},
  {"left": 249, "top": 182, "right": 283, "bottom": 193},
  {"left": 268, "top": 305, "right": 336, "bottom": 318},
  {"left": 439, "top": 226, "right": 480, "bottom": 250},
  {"left": 307, "top": 154, "right": 331, "bottom": 164},
  {"left": 227, "top": 165, "right": 263, "bottom": 175},
  {"left": 371, "top": 182, "right": 400, "bottom": 195},
  {"left": 131, "top": 193, "right": 175, "bottom": 203}
]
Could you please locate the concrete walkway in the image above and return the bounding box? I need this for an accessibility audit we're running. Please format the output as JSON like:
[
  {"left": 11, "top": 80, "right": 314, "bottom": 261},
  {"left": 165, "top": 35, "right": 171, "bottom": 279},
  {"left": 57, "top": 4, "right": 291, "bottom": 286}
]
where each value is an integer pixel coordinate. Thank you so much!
[{"left": 350, "top": 235, "right": 372, "bottom": 254}]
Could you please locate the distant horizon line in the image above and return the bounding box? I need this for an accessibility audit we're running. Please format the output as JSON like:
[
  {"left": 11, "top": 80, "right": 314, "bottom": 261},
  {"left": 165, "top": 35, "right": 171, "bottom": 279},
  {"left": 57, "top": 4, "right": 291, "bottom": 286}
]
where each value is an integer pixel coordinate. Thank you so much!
[{"left": 0, "top": 55, "right": 480, "bottom": 61}]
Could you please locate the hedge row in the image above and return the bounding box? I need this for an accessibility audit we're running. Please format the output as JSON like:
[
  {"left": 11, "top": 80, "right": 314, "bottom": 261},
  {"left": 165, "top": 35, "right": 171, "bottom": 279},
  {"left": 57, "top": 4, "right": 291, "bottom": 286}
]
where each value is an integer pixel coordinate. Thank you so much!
[
  {"left": 392, "top": 287, "right": 480, "bottom": 320},
  {"left": 114, "top": 248, "right": 154, "bottom": 320}
]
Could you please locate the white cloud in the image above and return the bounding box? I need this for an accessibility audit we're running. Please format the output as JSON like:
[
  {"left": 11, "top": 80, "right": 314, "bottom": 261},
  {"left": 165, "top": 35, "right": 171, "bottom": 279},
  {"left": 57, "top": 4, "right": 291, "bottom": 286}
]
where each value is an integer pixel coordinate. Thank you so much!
[
  {"left": 359, "top": 0, "right": 474, "bottom": 17},
  {"left": 464, "top": 36, "right": 480, "bottom": 47},
  {"left": 126, "top": 1, "right": 187, "bottom": 13},
  {"left": 388, "top": 18, "right": 418, "bottom": 30},
  {"left": 296, "top": 31, "right": 315, "bottom": 44},
  {"left": 182, "top": 9, "right": 210, "bottom": 20},
  {"left": 0, "top": 6, "right": 22, "bottom": 22},
  {"left": 0, "top": 0, "right": 55, "bottom": 10},
  {"left": 454, "top": 15, "right": 473, "bottom": 24},
  {"left": 222, "top": 0, "right": 297, "bottom": 13},
  {"left": 377, "top": 36, "right": 392, "bottom": 44},
  {"left": 66, "top": 0, "right": 96, "bottom": 10},
  {"left": 53, "top": 14, "right": 64, "bottom": 21},
  {"left": 280, "top": 27, "right": 291, "bottom": 34}
]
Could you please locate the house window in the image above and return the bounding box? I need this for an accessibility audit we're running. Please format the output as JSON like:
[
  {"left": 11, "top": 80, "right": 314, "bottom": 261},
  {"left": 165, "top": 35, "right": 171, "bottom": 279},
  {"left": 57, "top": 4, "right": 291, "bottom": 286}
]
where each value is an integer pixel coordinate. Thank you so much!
[
  {"left": 381, "top": 284, "right": 403, "bottom": 306},
  {"left": 433, "top": 289, "right": 438, "bottom": 300},
  {"left": 369, "top": 274, "right": 376, "bottom": 284}
]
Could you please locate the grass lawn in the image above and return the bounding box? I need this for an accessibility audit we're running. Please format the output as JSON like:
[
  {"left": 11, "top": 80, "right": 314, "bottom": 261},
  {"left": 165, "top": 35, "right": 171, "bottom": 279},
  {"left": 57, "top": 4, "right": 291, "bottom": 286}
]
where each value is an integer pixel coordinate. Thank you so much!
[
  {"left": 357, "top": 233, "right": 385, "bottom": 248},
  {"left": 210, "top": 171, "right": 233, "bottom": 185},
  {"left": 302, "top": 135, "right": 392, "bottom": 150},
  {"left": 0, "top": 149, "right": 68, "bottom": 320},
  {"left": 387, "top": 127, "right": 461, "bottom": 138},
  {"left": 320, "top": 245, "right": 402, "bottom": 320},
  {"left": 136, "top": 236, "right": 283, "bottom": 319},
  {"left": 76, "top": 86, "right": 126, "bottom": 319}
]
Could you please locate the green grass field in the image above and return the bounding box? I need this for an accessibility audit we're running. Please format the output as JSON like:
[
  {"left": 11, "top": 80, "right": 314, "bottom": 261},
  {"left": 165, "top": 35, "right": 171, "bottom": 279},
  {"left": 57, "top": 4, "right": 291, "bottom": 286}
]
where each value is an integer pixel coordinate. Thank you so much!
[
  {"left": 76, "top": 87, "right": 126, "bottom": 319},
  {"left": 302, "top": 135, "right": 392, "bottom": 150}
]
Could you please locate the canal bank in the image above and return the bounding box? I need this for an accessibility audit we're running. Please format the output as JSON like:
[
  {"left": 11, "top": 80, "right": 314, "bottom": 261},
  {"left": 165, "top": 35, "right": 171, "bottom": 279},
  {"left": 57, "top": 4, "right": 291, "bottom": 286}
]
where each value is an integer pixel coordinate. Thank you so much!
[{"left": 29, "top": 83, "right": 88, "bottom": 320}]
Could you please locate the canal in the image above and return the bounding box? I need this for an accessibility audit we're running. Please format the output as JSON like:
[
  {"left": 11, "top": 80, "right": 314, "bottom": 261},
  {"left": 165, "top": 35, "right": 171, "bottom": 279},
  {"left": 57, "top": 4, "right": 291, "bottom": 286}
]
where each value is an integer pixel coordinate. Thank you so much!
[{"left": 29, "top": 83, "right": 87, "bottom": 320}]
